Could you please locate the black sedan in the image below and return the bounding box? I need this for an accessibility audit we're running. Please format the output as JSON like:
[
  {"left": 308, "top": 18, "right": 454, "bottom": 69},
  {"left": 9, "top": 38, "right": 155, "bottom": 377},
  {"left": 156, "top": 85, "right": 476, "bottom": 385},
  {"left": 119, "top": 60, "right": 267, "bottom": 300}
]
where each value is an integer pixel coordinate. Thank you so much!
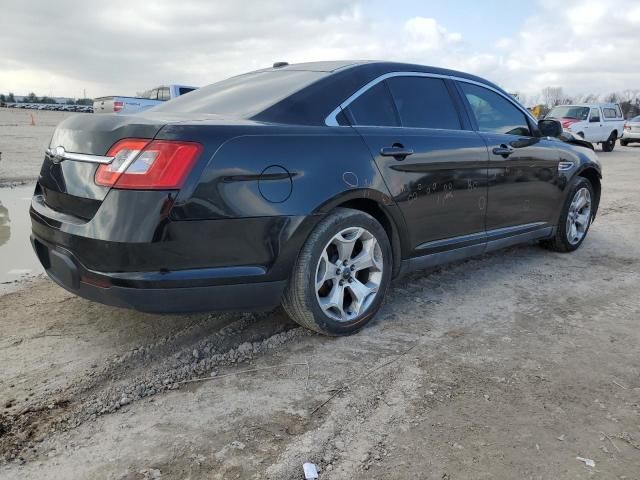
[{"left": 30, "top": 61, "right": 602, "bottom": 335}]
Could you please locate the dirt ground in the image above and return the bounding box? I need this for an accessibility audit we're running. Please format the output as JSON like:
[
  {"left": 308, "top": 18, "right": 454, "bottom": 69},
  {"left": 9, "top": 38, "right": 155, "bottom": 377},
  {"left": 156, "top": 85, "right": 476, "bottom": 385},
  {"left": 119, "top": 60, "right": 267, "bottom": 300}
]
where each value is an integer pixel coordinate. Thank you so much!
[
  {"left": 1, "top": 106, "right": 640, "bottom": 479},
  {"left": 0, "top": 109, "right": 73, "bottom": 185}
]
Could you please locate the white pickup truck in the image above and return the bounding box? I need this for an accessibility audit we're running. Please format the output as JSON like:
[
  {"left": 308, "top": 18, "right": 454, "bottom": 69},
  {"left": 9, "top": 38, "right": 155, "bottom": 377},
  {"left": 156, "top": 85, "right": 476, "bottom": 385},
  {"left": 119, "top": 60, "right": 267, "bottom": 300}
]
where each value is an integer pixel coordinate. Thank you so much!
[
  {"left": 546, "top": 103, "right": 625, "bottom": 152},
  {"left": 93, "top": 85, "right": 196, "bottom": 114}
]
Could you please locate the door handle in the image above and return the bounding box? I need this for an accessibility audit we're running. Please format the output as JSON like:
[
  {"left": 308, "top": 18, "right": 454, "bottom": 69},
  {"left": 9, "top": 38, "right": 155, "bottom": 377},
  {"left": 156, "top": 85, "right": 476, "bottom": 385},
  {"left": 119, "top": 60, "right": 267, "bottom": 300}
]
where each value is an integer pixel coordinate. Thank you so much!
[
  {"left": 380, "top": 144, "right": 414, "bottom": 160},
  {"left": 492, "top": 144, "right": 514, "bottom": 157}
]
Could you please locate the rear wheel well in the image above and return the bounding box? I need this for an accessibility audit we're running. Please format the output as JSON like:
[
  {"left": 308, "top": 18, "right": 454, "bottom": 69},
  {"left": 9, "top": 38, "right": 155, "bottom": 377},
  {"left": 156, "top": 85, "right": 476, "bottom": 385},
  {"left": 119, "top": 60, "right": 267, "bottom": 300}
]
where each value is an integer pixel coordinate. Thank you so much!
[
  {"left": 336, "top": 198, "right": 403, "bottom": 277},
  {"left": 578, "top": 168, "right": 601, "bottom": 217}
]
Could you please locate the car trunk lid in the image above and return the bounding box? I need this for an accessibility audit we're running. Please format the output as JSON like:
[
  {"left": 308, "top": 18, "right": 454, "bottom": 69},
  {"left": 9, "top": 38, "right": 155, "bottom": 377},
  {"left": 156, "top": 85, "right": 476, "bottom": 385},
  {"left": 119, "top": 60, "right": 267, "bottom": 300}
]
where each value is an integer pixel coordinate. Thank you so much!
[{"left": 37, "top": 112, "right": 195, "bottom": 220}]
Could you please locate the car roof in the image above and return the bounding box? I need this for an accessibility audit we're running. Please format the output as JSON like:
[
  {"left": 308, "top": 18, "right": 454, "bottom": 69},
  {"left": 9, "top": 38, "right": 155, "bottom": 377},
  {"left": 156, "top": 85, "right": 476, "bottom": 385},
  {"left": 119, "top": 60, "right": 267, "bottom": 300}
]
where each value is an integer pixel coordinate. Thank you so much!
[
  {"left": 252, "top": 60, "right": 512, "bottom": 125},
  {"left": 261, "top": 60, "right": 498, "bottom": 85}
]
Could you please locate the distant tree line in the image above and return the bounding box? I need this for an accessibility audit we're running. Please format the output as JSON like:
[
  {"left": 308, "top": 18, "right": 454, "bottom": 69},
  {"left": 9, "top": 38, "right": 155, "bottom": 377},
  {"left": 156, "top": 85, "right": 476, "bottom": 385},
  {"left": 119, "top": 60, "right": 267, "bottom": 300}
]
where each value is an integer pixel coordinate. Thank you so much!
[
  {"left": 0, "top": 92, "right": 93, "bottom": 105},
  {"left": 517, "top": 87, "right": 640, "bottom": 119},
  {"left": 0, "top": 93, "right": 16, "bottom": 103}
]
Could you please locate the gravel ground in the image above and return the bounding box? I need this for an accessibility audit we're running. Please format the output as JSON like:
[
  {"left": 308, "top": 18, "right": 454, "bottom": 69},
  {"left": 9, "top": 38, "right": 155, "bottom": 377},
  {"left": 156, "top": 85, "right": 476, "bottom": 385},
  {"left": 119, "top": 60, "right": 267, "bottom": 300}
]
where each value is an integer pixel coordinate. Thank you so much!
[{"left": 1, "top": 107, "right": 640, "bottom": 479}]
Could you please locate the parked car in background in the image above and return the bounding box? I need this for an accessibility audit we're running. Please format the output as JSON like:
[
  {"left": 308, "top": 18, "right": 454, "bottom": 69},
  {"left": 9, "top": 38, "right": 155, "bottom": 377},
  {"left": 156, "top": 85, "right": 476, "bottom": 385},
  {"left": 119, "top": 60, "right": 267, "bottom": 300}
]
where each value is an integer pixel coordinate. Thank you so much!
[
  {"left": 546, "top": 103, "right": 625, "bottom": 152},
  {"left": 93, "top": 85, "right": 196, "bottom": 114},
  {"left": 621, "top": 115, "right": 640, "bottom": 146},
  {"left": 31, "top": 61, "right": 602, "bottom": 336}
]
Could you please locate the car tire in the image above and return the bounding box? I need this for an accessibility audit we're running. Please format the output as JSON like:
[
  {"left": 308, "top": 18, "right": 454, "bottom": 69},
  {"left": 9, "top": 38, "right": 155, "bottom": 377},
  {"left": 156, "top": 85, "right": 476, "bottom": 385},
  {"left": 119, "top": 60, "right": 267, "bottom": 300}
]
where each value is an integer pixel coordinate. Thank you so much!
[
  {"left": 620, "top": 139, "right": 628, "bottom": 147},
  {"left": 602, "top": 133, "right": 616, "bottom": 152},
  {"left": 540, "top": 177, "right": 595, "bottom": 253},
  {"left": 282, "top": 207, "right": 392, "bottom": 336}
]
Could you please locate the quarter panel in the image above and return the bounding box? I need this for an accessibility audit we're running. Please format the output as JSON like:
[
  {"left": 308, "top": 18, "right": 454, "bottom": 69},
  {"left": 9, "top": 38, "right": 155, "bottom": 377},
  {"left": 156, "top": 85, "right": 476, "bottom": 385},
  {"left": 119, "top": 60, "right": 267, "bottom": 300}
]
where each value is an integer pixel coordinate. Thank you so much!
[{"left": 169, "top": 128, "right": 395, "bottom": 220}]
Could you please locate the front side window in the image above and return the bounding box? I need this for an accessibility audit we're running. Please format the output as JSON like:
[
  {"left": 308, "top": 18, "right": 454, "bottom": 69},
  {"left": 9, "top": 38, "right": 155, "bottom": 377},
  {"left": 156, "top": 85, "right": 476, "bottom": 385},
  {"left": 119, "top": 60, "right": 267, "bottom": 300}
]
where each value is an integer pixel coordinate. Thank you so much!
[
  {"left": 590, "top": 108, "right": 600, "bottom": 122},
  {"left": 345, "top": 81, "right": 399, "bottom": 127},
  {"left": 460, "top": 82, "right": 531, "bottom": 136},
  {"left": 385, "top": 76, "right": 461, "bottom": 130}
]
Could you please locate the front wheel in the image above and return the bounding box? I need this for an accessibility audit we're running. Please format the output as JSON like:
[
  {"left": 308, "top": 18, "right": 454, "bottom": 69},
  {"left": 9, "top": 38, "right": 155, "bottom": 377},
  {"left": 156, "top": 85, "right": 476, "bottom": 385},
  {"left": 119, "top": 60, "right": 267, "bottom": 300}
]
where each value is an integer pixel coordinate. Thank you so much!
[
  {"left": 282, "top": 208, "right": 392, "bottom": 336},
  {"left": 540, "top": 177, "right": 594, "bottom": 252}
]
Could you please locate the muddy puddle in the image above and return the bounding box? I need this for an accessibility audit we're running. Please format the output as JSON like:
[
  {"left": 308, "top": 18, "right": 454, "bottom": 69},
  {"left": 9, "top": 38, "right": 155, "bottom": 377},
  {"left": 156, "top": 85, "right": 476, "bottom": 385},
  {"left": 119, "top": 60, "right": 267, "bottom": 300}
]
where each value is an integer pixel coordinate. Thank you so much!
[{"left": 0, "top": 184, "right": 43, "bottom": 283}]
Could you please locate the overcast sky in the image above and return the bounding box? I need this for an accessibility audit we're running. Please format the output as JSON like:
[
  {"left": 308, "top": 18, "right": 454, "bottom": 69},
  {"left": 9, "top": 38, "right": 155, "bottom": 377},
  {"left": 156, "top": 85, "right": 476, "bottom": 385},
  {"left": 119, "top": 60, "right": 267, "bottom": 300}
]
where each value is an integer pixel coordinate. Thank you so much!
[{"left": 1, "top": 0, "right": 639, "bottom": 100}]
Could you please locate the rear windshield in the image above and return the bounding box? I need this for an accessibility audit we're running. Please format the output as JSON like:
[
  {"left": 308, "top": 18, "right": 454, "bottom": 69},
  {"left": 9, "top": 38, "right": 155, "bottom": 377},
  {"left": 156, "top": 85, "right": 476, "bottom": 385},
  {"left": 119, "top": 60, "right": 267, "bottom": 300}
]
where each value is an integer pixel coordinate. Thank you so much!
[
  {"left": 152, "top": 70, "right": 324, "bottom": 117},
  {"left": 548, "top": 106, "right": 589, "bottom": 120},
  {"left": 632, "top": 115, "right": 640, "bottom": 122}
]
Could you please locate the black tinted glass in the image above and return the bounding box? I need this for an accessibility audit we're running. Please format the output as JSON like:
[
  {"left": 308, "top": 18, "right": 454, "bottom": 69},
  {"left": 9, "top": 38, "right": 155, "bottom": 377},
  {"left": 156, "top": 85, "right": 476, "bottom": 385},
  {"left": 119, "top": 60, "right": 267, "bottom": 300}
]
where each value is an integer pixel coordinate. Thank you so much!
[
  {"left": 460, "top": 83, "right": 531, "bottom": 136},
  {"left": 386, "top": 77, "right": 461, "bottom": 129},
  {"left": 346, "top": 82, "right": 399, "bottom": 127},
  {"left": 153, "top": 71, "right": 324, "bottom": 117}
]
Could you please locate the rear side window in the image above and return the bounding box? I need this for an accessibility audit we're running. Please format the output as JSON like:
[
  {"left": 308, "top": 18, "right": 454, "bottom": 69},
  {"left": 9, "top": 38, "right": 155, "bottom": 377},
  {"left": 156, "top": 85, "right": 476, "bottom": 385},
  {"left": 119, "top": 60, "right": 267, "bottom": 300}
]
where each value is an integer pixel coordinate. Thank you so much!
[
  {"left": 158, "top": 87, "right": 170, "bottom": 101},
  {"left": 460, "top": 82, "right": 531, "bottom": 136},
  {"left": 345, "top": 81, "right": 399, "bottom": 127},
  {"left": 386, "top": 76, "right": 461, "bottom": 130},
  {"left": 178, "top": 87, "right": 195, "bottom": 96},
  {"left": 152, "top": 71, "right": 324, "bottom": 117},
  {"left": 603, "top": 107, "right": 619, "bottom": 119}
]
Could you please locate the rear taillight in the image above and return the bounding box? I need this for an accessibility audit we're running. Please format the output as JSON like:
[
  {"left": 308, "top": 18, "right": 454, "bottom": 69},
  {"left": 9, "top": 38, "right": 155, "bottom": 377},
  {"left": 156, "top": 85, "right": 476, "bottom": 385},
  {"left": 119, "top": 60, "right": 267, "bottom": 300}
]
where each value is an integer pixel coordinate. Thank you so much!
[
  {"left": 95, "top": 138, "right": 203, "bottom": 189},
  {"left": 113, "top": 101, "right": 124, "bottom": 112}
]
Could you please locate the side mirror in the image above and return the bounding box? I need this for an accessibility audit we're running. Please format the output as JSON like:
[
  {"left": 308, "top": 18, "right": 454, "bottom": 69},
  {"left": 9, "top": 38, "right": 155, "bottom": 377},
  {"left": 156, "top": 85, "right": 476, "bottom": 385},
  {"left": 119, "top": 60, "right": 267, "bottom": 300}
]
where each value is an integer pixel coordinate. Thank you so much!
[{"left": 538, "top": 119, "right": 563, "bottom": 137}]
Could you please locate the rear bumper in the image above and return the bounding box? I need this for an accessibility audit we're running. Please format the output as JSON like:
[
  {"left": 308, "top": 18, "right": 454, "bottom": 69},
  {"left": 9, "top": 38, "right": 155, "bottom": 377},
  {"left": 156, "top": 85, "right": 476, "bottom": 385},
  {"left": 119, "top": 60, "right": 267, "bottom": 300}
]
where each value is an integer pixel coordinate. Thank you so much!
[
  {"left": 31, "top": 235, "right": 287, "bottom": 313},
  {"left": 621, "top": 131, "right": 640, "bottom": 141}
]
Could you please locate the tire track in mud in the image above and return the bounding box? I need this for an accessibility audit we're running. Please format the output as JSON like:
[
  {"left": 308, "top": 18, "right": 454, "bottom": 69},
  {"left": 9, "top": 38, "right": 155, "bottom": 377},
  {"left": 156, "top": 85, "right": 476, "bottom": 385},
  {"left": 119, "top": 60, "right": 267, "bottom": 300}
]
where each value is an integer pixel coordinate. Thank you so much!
[{"left": 0, "top": 308, "right": 310, "bottom": 464}]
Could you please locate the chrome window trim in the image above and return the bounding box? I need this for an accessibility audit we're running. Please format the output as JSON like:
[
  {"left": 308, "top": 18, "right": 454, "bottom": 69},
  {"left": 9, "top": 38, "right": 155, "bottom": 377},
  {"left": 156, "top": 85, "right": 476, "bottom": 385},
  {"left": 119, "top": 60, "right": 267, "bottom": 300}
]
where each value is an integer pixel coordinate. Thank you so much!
[
  {"left": 324, "top": 71, "right": 538, "bottom": 128},
  {"left": 46, "top": 147, "right": 114, "bottom": 164}
]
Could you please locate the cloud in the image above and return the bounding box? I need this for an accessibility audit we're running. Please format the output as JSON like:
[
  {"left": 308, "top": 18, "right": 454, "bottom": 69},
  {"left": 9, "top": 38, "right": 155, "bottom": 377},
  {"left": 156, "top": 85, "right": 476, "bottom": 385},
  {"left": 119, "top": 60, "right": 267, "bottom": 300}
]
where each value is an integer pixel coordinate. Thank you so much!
[
  {"left": 485, "top": 0, "right": 640, "bottom": 97},
  {"left": 0, "top": 0, "right": 638, "bottom": 99}
]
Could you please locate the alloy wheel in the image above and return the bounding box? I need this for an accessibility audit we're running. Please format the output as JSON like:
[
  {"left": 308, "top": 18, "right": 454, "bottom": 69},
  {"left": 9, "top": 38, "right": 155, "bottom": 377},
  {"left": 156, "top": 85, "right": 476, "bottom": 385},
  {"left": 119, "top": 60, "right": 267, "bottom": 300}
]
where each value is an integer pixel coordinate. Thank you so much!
[
  {"left": 566, "top": 187, "right": 592, "bottom": 245},
  {"left": 315, "top": 227, "right": 383, "bottom": 322}
]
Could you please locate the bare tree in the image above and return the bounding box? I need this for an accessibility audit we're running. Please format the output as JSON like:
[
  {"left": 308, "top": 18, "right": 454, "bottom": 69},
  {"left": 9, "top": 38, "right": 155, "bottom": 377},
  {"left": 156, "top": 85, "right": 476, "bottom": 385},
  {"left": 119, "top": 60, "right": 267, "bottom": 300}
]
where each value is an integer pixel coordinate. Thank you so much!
[
  {"left": 616, "top": 89, "right": 640, "bottom": 118},
  {"left": 580, "top": 93, "right": 599, "bottom": 104},
  {"left": 604, "top": 92, "right": 621, "bottom": 103},
  {"left": 541, "top": 87, "right": 572, "bottom": 107}
]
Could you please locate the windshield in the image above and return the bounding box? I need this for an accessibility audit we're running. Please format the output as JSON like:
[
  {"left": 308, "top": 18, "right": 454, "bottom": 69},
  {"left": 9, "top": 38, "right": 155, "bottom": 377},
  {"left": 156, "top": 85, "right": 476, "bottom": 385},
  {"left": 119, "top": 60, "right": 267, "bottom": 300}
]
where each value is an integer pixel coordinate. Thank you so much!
[
  {"left": 548, "top": 106, "right": 589, "bottom": 120},
  {"left": 152, "top": 70, "right": 325, "bottom": 117}
]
